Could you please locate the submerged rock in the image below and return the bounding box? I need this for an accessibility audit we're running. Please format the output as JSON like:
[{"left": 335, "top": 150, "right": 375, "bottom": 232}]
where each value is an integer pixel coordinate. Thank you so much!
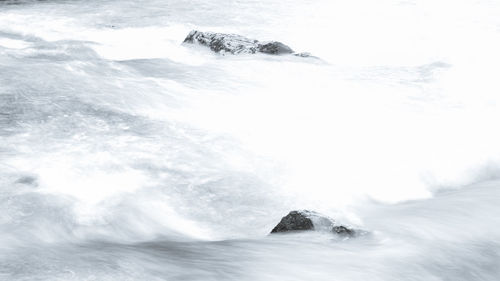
[
  {"left": 270, "top": 210, "right": 356, "bottom": 237},
  {"left": 183, "top": 30, "right": 295, "bottom": 55},
  {"left": 332, "top": 225, "right": 355, "bottom": 236},
  {"left": 293, "top": 52, "right": 313, "bottom": 58},
  {"left": 258, "top": 41, "right": 294, "bottom": 55}
]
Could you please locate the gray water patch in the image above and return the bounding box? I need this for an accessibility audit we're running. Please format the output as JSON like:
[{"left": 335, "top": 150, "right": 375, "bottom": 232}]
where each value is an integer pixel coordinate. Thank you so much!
[{"left": 14, "top": 175, "right": 38, "bottom": 186}]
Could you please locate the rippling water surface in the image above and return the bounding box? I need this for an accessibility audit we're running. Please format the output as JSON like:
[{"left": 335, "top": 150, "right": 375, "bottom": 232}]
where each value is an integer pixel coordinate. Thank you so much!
[{"left": 1, "top": 0, "right": 500, "bottom": 280}]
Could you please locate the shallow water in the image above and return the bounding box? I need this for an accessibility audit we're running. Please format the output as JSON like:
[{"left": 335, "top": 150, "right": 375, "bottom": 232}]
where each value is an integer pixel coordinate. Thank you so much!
[
  {"left": 1, "top": 0, "right": 500, "bottom": 280},
  {"left": 2, "top": 182, "right": 500, "bottom": 281}
]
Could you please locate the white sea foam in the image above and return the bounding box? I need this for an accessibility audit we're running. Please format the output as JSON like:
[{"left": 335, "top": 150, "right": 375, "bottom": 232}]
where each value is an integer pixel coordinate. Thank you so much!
[{"left": 0, "top": 0, "right": 499, "bottom": 280}]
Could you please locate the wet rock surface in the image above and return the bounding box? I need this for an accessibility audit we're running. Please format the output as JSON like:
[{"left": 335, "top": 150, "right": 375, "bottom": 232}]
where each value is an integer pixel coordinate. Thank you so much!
[
  {"left": 183, "top": 30, "right": 296, "bottom": 56},
  {"left": 271, "top": 211, "right": 315, "bottom": 233},
  {"left": 270, "top": 210, "right": 356, "bottom": 237},
  {"left": 332, "top": 225, "right": 355, "bottom": 236}
]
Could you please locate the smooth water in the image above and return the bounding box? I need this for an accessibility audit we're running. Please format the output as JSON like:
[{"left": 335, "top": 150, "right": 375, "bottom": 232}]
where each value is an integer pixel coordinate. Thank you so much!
[{"left": 1, "top": 0, "right": 500, "bottom": 280}]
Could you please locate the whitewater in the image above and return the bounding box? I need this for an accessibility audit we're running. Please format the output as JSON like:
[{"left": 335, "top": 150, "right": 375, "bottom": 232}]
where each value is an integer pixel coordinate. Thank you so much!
[{"left": 1, "top": 0, "right": 500, "bottom": 280}]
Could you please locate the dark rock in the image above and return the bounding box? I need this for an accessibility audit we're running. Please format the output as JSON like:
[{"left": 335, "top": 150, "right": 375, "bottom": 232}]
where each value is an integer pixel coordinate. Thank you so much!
[
  {"left": 183, "top": 30, "right": 258, "bottom": 54},
  {"left": 270, "top": 210, "right": 356, "bottom": 237},
  {"left": 271, "top": 210, "right": 315, "bottom": 233},
  {"left": 183, "top": 30, "right": 296, "bottom": 56},
  {"left": 258, "top": 41, "right": 294, "bottom": 55},
  {"left": 332, "top": 225, "right": 355, "bottom": 236}
]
